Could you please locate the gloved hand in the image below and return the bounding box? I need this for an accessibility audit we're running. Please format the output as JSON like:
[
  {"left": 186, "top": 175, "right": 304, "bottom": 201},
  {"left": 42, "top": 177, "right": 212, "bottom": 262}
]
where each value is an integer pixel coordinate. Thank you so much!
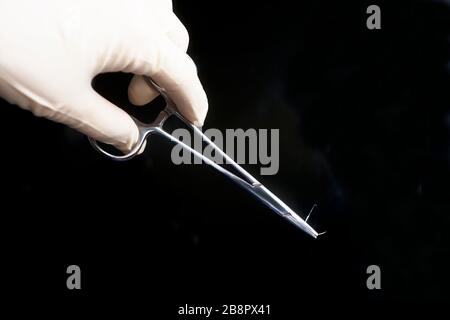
[{"left": 0, "top": 0, "right": 208, "bottom": 152}]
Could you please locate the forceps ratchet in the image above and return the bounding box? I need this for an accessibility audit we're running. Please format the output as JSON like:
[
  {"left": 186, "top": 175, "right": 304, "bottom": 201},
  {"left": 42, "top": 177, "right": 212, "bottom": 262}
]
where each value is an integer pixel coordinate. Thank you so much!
[{"left": 89, "top": 77, "right": 322, "bottom": 238}]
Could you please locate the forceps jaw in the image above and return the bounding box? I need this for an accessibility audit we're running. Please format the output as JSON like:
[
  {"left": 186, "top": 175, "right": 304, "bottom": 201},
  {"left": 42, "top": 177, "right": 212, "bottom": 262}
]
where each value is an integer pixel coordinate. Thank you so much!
[{"left": 248, "top": 184, "right": 320, "bottom": 238}]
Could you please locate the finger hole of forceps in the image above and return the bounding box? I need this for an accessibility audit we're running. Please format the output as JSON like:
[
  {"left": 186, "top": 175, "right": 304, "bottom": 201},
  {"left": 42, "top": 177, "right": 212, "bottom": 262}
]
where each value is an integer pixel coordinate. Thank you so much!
[{"left": 88, "top": 77, "right": 176, "bottom": 161}]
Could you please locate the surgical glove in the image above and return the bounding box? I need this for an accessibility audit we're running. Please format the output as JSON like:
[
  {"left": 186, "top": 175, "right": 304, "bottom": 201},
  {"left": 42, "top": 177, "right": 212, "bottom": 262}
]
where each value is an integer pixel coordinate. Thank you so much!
[{"left": 0, "top": 0, "right": 208, "bottom": 152}]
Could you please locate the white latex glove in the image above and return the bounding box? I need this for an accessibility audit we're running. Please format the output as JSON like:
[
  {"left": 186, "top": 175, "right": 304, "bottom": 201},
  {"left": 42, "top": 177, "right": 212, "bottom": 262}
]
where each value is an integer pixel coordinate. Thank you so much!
[{"left": 0, "top": 0, "right": 208, "bottom": 152}]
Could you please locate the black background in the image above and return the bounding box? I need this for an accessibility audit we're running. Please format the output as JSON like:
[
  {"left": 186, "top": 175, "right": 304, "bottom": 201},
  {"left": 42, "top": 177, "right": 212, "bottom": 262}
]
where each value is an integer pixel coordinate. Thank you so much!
[{"left": 1, "top": 0, "right": 450, "bottom": 315}]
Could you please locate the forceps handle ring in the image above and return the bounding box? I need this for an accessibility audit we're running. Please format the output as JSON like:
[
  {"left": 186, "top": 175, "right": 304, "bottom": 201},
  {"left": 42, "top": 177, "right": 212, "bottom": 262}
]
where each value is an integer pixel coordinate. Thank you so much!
[{"left": 88, "top": 77, "right": 173, "bottom": 161}]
